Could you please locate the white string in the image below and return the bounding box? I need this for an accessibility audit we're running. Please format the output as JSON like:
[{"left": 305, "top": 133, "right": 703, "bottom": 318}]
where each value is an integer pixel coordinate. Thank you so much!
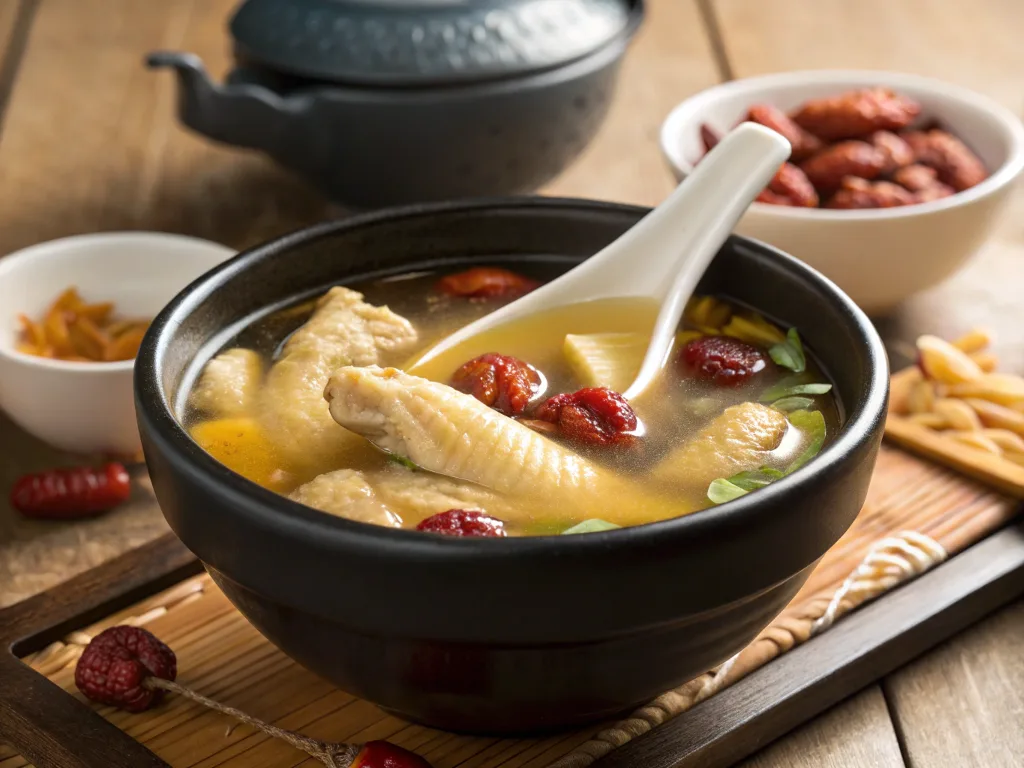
[{"left": 810, "top": 531, "right": 946, "bottom": 636}]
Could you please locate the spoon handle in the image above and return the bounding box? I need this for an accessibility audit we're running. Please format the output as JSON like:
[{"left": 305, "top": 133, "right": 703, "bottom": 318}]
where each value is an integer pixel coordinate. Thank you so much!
[{"left": 623, "top": 123, "right": 791, "bottom": 400}]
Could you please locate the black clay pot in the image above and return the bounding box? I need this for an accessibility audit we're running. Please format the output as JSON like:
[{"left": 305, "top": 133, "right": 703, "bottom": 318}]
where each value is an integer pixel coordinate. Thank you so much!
[
  {"left": 135, "top": 198, "right": 888, "bottom": 734},
  {"left": 145, "top": 0, "right": 643, "bottom": 209}
]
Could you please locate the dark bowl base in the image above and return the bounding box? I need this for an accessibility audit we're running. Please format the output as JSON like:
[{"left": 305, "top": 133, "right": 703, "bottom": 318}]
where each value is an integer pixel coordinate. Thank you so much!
[{"left": 207, "top": 563, "right": 815, "bottom": 734}]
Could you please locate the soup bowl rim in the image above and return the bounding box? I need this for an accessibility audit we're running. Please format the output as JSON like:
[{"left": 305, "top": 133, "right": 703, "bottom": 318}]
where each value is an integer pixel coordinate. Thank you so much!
[{"left": 136, "top": 196, "right": 888, "bottom": 560}]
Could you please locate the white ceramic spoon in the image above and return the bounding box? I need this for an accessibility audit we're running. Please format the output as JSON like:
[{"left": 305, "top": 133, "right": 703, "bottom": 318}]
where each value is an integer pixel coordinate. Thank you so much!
[{"left": 413, "top": 122, "right": 792, "bottom": 401}]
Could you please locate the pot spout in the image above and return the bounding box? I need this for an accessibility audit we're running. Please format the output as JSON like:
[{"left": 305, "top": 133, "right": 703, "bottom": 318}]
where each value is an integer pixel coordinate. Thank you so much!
[{"left": 146, "top": 51, "right": 287, "bottom": 151}]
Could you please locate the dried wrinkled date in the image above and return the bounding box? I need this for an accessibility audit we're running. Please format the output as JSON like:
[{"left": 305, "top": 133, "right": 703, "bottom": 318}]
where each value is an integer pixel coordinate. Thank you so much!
[
  {"left": 700, "top": 123, "right": 720, "bottom": 153},
  {"left": 870, "top": 131, "right": 915, "bottom": 173},
  {"left": 915, "top": 184, "right": 956, "bottom": 202},
  {"left": 791, "top": 88, "right": 921, "bottom": 140},
  {"left": 699, "top": 87, "right": 988, "bottom": 209},
  {"left": 892, "top": 164, "right": 955, "bottom": 201},
  {"left": 826, "top": 177, "right": 916, "bottom": 209},
  {"left": 535, "top": 387, "right": 640, "bottom": 447},
  {"left": 451, "top": 353, "right": 542, "bottom": 416},
  {"left": 892, "top": 164, "right": 940, "bottom": 191},
  {"left": 800, "top": 140, "right": 888, "bottom": 193},
  {"left": 746, "top": 104, "right": 823, "bottom": 160},
  {"left": 903, "top": 130, "right": 990, "bottom": 191},
  {"left": 757, "top": 163, "right": 818, "bottom": 207}
]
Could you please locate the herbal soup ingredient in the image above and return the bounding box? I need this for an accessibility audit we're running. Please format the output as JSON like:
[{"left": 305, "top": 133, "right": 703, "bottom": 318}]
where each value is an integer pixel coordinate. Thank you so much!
[
  {"left": 74, "top": 626, "right": 432, "bottom": 767},
  {"left": 416, "top": 509, "right": 507, "bottom": 537},
  {"left": 75, "top": 625, "right": 177, "bottom": 712},
  {"left": 10, "top": 462, "right": 131, "bottom": 519},
  {"left": 184, "top": 268, "right": 840, "bottom": 536},
  {"left": 889, "top": 329, "right": 1024, "bottom": 477},
  {"left": 16, "top": 287, "right": 150, "bottom": 362},
  {"left": 700, "top": 88, "right": 987, "bottom": 209}
]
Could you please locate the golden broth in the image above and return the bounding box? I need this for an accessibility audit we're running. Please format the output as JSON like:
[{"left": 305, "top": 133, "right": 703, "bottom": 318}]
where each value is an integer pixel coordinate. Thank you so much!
[{"left": 184, "top": 267, "right": 841, "bottom": 535}]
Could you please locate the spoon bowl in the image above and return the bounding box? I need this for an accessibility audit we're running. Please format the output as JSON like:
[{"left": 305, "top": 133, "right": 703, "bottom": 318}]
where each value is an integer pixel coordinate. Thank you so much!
[{"left": 410, "top": 123, "right": 792, "bottom": 398}]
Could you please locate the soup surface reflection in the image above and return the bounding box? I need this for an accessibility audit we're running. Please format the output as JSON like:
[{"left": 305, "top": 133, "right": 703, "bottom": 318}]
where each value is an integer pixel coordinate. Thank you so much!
[{"left": 183, "top": 264, "right": 841, "bottom": 537}]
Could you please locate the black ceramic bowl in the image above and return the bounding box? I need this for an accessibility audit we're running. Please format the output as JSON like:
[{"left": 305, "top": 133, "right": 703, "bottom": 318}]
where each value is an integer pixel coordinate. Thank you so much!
[{"left": 135, "top": 199, "right": 888, "bottom": 734}]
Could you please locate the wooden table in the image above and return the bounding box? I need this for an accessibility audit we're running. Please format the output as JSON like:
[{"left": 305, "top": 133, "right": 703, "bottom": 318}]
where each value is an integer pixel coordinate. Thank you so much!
[{"left": 0, "top": 1, "right": 1021, "bottom": 765}]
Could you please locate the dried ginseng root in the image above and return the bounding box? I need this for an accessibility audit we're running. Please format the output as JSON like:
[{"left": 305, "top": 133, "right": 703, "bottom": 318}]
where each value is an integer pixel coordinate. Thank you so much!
[{"left": 886, "top": 329, "right": 1024, "bottom": 497}]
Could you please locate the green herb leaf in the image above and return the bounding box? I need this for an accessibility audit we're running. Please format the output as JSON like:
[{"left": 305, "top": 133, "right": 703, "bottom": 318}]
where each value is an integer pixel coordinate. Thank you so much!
[
  {"left": 707, "top": 478, "right": 750, "bottom": 504},
  {"left": 389, "top": 455, "right": 419, "bottom": 471},
  {"left": 785, "top": 409, "right": 827, "bottom": 473},
  {"left": 769, "top": 328, "right": 807, "bottom": 374},
  {"left": 758, "top": 372, "right": 815, "bottom": 401},
  {"left": 760, "top": 382, "right": 833, "bottom": 403},
  {"left": 729, "top": 467, "right": 786, "bottom": 491},
  {"left": 708, "top": 465, "right": 788, "bottom": 505},
  {"left": 771, "top": 395, "right": 815, "bottom": 412},
  {"left": 562, "top": 519, "right": 622, "bottom": 535}
]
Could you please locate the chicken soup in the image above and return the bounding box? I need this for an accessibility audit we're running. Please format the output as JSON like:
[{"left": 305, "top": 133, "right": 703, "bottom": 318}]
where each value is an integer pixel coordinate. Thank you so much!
[{"left": 183, "top": 265, "right": 840, "bottom": 536}]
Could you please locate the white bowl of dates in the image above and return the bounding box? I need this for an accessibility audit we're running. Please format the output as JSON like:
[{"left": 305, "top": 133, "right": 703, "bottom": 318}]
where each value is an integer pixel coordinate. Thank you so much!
[{"left": 660, "top": 70, "right": 1024, "bottom": 314}]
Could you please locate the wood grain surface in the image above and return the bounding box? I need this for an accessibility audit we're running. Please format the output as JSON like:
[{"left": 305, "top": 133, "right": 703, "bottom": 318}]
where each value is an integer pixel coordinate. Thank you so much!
[
  {"left": 884, "top": 600, "right": 1024, "bottom": 768},
  {"left": 735, "top": 687, "right": 903, "bottom": 768},
  {"left": 541, "top": 0, "right": 720, "bottom": 206},
  {"left": 711, "top": 4, "right": 1024, "bottom": 765},
  {"left": 1, "top": 0, "right": 1023, "bottom": 765},
  {"left": 2, "top": 448, "right": 1019, "bottom": 768}
]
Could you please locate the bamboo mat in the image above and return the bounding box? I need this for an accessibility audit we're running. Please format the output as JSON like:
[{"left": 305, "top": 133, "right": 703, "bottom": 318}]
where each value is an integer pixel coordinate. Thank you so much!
[{"left": 0, "top": 444, "right": 1018, "bottom": 768}]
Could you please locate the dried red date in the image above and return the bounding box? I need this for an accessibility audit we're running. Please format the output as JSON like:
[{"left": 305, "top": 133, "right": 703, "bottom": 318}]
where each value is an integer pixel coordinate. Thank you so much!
[
  {"left": 75, "top": 626, "right": 177, "bottom": 712},
  {"left": 11, "top": 463, "right": 131, "bottom": 519},
  {"left": 534, "top": 388, "right": 639, "bottom": 447},
  {"left": 436, "top": 268, "right": 540, "bottom": 299},
  {"left": 799, "top": 141, "right": 887, "bottom": 193},
  {"left": 914, "top": 184, "right": 956, "bottom": 203},
  {"left": 902, "top": 130, "right": 988, "bottom": 191},
  {"left": 416, "top": 509, "right": 506, "bottom": 537},
  {"left": 791, "top": 88, "right": 921, "bottom": 140},
  {"left": 826, "top": 177, "right": 916, "bottom": 209},
  {"left": 681, "top": 336, "right": 768, "bottom": 386},
  {"left": 451, "top": 353, "right": 542, "bottom": 416},
  {"left": 746, "top": 104, "right": 823, "bottom": 160},
  {"left": 756, "top": 189, "right": 797, "bottom": 206},
  {"left": 700, "top": 123, "right": 720, "bottom": 152},
  {"left": 764, "top": 163, "right": 819, "bottom": 207},
  {"left": 870, "top": 131, "right": 914, "bottom": 173},
  {"left": 892, "top": 164, "right": 940, "bottom": 191},
  {"left": 891, "top": 164, "right": 956, "bottom": 202}
]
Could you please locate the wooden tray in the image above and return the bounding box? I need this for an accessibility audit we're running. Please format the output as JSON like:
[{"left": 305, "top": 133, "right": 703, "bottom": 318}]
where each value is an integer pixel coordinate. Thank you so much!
[{"left": 1, "top": 446, "right": 1023, "bottom": 768}]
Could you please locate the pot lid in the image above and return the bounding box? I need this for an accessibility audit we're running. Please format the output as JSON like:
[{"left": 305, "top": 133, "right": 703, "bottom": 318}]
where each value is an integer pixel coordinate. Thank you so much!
[{"left": 229, "top": 0, "right": 639, "bottom": 87}]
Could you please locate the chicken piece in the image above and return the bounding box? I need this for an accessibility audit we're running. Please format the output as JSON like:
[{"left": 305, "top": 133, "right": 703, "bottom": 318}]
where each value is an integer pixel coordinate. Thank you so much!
[
  {"left": 260, "top": 287, "right": 418, "bottom": 467},
  {"left": 325, "top": 366, "right": 601, "bottom": 496},
  {"left": 324, "top": 366, "right": 679, "bottom": 525},
  {"left": 289, "top": 469, "right": 402, "bottom": 528},
  {"left": 291, "top": 466, "right": 510, "bottom": 528},
  {"left": 189, "top": 348, "right": 263, "bottom": 418},
  {"left": 652, "top": 402, "right": 789, "bottom": 489}
]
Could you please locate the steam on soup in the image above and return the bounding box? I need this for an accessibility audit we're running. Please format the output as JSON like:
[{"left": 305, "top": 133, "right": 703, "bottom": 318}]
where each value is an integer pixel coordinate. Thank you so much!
[{"left": 183, "top": 265, "right": 840, "bottom": 537}]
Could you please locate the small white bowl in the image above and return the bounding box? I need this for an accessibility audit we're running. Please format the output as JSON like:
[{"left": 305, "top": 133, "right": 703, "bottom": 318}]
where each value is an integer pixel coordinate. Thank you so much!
[
  {"left": 660, "top": 70, "right": 1024, "bottom": 314},
  {"left": 0, "top": 232, "right": 234, "bottom": 454}
]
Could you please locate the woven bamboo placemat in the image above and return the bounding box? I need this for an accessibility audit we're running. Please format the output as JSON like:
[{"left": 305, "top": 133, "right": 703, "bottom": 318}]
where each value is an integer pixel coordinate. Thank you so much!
[{"left": 0, "top": 444, "right": 1018, "bottom": 768}]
